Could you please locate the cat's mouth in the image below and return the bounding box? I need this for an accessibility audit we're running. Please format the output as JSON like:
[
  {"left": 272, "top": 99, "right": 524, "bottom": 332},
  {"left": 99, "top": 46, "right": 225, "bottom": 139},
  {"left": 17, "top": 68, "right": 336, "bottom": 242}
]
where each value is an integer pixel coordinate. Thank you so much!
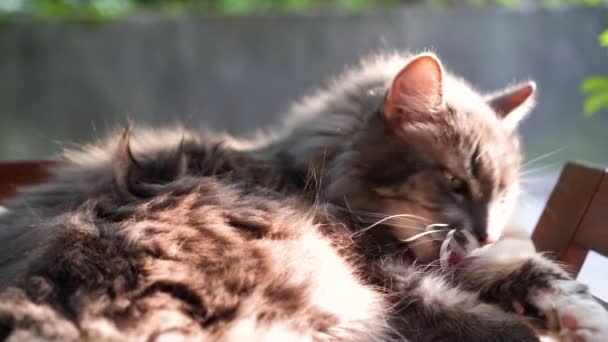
[
  {"left": 403, "top": 229, "right": 479, "bottom": 267},
  {"left": 447, "top": 252, "right": 465, "bottom": 266}
]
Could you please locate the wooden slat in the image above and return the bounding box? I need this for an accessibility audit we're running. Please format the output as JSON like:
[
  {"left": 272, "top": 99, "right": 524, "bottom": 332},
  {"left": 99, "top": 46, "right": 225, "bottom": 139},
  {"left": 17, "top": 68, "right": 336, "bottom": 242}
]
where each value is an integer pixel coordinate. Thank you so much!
[
  {"left": 576, "top": 173, "right": 608, "bottom": 258},
  {"left": 0, "top": 160, "right": 56, "bottom": 202},
  {"left": 531, "top": 163, "right": 604, "bottom": 261},
  {"left": 559, "top": 244, "right": 589, "bottom": 278}
]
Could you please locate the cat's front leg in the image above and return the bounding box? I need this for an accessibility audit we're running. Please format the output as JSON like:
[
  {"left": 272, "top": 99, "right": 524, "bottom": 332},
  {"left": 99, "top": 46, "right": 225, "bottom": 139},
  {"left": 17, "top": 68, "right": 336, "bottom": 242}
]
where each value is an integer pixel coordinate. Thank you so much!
[
  {"left": 450, "top": 236, "right": 608, "bottom": 342},
  {"left": 386, "top": 269, "right": 539, "bottom": 342}
]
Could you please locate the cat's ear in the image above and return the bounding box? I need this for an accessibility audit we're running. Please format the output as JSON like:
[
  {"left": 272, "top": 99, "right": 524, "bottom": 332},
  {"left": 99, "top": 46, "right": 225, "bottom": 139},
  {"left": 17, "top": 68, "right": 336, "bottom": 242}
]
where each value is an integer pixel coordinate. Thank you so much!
[
  {"left": 487, "top": 81, "right": 536, "bottom": 129},
  {"left": 383, "top": 54, "right": 444, "bottom": 122}
]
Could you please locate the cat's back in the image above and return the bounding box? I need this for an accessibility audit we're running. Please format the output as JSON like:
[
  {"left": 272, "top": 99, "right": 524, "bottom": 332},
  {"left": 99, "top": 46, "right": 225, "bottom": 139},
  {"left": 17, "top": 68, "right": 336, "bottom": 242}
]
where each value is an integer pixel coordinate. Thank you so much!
[
  {"left": 0, "top": 127, "right": 299, "bottom": 288},
  {"left": 0, "top": 144, "right": 387, "bottom": 341}
]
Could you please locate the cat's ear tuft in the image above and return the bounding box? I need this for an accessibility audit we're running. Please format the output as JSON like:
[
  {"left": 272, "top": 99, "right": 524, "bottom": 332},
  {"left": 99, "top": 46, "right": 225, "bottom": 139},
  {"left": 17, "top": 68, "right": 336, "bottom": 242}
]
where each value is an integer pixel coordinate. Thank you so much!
[
  {"left": 487, "top": 81, "right": 536, "bottom": 129},
  {"left": 383, "top": 54, "right": 444, "bottom": 122},
  {"left": 113, "top": 126, "right": 140, "bottom": 199},
  {"left": 172, "top": 134, "right": 188, "bottom": 178}
]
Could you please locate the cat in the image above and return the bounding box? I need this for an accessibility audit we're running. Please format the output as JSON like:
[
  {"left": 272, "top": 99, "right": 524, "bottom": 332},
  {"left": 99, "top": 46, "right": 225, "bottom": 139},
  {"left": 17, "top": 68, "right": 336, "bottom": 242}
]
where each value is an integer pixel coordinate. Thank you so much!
[{"left": 0, "top": 52, "right": 606, "bottom": 341}]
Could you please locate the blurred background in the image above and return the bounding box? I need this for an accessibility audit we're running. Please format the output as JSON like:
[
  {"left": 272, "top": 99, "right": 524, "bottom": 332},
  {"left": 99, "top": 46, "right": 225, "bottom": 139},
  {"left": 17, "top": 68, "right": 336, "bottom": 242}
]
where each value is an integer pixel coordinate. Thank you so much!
[{"left": 0, "top": 0, "right": 606, "bottom": 298}]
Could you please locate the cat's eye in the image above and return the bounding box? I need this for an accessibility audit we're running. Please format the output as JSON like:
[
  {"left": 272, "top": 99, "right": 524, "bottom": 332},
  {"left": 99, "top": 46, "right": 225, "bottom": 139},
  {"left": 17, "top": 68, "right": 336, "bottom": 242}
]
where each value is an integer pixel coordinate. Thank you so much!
[{"left": 445, "top": 173, "right": 468, "bottom": 194}]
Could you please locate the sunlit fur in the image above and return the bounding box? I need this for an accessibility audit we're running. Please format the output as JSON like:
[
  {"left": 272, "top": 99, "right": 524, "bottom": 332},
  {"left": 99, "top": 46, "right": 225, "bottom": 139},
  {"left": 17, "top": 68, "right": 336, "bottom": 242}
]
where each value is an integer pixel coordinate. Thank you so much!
[
  {"left": 0, "top": 52, "right": 578, "bottom": 342},
  {"left": 264, "top": 53, "right": 532, "bottom": 260}
]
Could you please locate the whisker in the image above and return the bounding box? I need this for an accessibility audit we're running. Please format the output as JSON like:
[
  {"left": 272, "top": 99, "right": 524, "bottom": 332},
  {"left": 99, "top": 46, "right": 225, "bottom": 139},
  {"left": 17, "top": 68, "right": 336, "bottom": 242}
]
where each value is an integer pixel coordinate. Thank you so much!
[
  {"left": 521, "top": 146, "right": 567, "bottom": 168},
  {"left": 369, "top": 222, "right": 429, "bottom": 232},
  {"left": 354, "top": 214, "right": 434, "bottom": 237},
  {"left": 356, "top": 216, "right": 432, "bottom": 230},
  {"left": 425, "top": 223, "right": 449, "bottom": 229},
  {"left": 519, "top": 190, "right": 558, "bottom": 221},
  {"left": 406, "top": 237, "right": 446, "bottom": 249},
  {"left": 520, "top": 174, "right": 557, "bottom": 184},
  {"left": 519, "top": 162, "right": 561, "bottom": 176},
  {"left": 357, "top": 215, "right": 429, "bottom": 226},
  {"left": 342, "top": 207, "right": 430, "bottom": 223},
  {"left": 400, "top": 229, "right": 445, "bottom": 243},
  {"left": 519, "top": 189, "right": 546, "bottom": 207},
  {"left": 440, "top": 229, "right": 457, "bottom": 269},
  {"left": 343, "top": 195, "right": 354, "bottom": 215}
]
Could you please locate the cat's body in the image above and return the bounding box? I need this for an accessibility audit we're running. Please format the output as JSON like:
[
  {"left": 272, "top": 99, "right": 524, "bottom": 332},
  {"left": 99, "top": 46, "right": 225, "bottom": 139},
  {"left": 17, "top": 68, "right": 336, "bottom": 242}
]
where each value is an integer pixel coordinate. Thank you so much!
[{"left": 0, "top": 52, "right": 606, "bottom": 341}]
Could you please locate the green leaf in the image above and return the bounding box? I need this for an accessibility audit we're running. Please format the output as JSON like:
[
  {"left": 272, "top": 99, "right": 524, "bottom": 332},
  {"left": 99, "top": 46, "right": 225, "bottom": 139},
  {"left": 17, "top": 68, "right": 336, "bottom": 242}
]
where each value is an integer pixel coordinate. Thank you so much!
[
  {"left": 216, "top": 0, "right": 250, "bottom": 14},
  {"left": 580, "top": 76, "right": 608, "bottom": 93},
  {"left": 497, "top": 0, "right": 521, "bottom": 8},
  {"left": 580, "top": 0, "right": 602, "bottom": 6},
  {"left": 583, "top": 92, "right": 608, "bottom": 117},
  {"left": 280, "top": 0, "right": 313, "bottom": 12},
  {"left": 91, "top": 0, "right": 133, "bottom": 18},
  {"left": 599, "top": 29, "right": 608, "bottom": 47},
  {"left": 28, "top": 0, "right": 133, "bottom": 21},
  {"left": 338, "top": 0, "right": 398, "bottom": 10}
]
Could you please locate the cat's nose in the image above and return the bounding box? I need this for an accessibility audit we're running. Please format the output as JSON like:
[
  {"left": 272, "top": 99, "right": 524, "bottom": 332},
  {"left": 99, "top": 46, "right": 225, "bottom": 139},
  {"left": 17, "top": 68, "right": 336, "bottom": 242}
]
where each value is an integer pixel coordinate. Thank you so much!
[
  {"left": 476, "top": 231, "right": 488, "bottom": 243},
  {"left": 477, "top": 233, "right": 491, "bottom": 246},
  {"left": 471, "top": 211, "right": 488, "bottom": 242}
]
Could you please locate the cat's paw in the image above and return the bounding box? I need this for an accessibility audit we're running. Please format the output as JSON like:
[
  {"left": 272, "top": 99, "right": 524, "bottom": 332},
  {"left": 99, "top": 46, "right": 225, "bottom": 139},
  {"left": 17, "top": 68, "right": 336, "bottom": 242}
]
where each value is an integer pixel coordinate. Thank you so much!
[{"left": 528, "top": 279, "right": 608, "bottom": 342}]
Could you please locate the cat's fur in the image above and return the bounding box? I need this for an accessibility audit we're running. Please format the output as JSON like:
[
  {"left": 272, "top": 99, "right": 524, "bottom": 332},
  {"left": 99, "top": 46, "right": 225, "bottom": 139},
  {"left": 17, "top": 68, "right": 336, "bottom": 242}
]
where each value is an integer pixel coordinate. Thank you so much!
[{"left": 0, "top": 52, "right": 606, "bottom": 341}]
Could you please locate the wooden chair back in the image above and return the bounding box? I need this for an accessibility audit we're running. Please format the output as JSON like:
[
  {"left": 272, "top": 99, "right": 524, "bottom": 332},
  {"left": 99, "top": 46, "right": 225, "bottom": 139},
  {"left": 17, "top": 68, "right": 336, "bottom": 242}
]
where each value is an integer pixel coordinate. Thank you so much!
[{"left": 531, "top": 162, "right": 608, "bottom": 277}]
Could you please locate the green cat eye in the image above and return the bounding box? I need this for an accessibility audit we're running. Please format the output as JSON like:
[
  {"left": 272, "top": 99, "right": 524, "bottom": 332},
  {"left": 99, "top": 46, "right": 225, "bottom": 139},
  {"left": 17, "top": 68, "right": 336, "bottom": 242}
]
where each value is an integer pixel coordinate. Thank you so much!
[{"left": 445, "top": 173, "right": 467, "bottom": 194}]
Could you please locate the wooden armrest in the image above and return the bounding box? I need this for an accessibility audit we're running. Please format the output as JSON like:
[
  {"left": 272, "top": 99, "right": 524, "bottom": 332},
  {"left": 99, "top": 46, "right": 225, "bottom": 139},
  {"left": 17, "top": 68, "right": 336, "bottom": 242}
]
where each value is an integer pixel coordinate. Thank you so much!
[{"left": 0, "top": 160, "right": 57, "bottom": 202}]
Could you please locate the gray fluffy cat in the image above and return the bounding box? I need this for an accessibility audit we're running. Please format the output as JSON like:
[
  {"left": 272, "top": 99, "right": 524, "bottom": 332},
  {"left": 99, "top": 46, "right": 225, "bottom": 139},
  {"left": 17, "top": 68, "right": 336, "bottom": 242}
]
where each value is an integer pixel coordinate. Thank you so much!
[{"left": 0, "top": 52, "right": 606, "bottom": 341}]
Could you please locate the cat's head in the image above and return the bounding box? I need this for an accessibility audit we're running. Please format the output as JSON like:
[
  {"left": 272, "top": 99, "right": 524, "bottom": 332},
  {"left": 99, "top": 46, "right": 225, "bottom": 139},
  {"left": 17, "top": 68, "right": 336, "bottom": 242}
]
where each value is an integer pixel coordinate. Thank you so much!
[{"left": 326, "top": 53, "right": 535, "bottom": 262}]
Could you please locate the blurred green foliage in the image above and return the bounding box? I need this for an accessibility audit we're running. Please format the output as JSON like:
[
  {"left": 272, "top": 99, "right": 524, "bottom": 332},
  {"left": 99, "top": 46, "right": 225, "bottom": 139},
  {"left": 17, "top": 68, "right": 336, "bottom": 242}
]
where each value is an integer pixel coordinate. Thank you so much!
[
  {"left": 0, "top": 0, "right": 603, "bottom": 20},
  {"left": 0, "top": 0, "right": 403, "bottom": 20},
  {"left": 0, "top": 0, "right": 132, "bottom": 20},
  {"left": 581, "top": 29, "right": 608, "bottom": 117}
]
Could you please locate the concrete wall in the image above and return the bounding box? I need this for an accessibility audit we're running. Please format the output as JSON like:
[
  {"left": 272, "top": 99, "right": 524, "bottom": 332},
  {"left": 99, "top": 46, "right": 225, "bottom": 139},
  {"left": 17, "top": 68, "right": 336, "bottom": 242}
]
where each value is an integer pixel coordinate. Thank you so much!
[{"left": 0, "top": 7, "right": 606, "bottom": 161}]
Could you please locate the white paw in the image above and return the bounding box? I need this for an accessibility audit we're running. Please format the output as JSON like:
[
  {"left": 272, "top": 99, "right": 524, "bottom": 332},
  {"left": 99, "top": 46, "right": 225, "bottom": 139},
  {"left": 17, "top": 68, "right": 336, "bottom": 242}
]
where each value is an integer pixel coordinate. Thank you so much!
[{"left": 529, "top": 279, "right": 608, "bottom": 342}]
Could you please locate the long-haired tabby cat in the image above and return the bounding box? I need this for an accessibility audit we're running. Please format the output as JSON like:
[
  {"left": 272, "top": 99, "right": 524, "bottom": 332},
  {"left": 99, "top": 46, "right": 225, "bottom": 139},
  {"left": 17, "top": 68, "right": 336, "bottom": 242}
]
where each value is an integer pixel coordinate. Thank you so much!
[{"left": 0, "top": 53, "right": 606, "bottom": 341}]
